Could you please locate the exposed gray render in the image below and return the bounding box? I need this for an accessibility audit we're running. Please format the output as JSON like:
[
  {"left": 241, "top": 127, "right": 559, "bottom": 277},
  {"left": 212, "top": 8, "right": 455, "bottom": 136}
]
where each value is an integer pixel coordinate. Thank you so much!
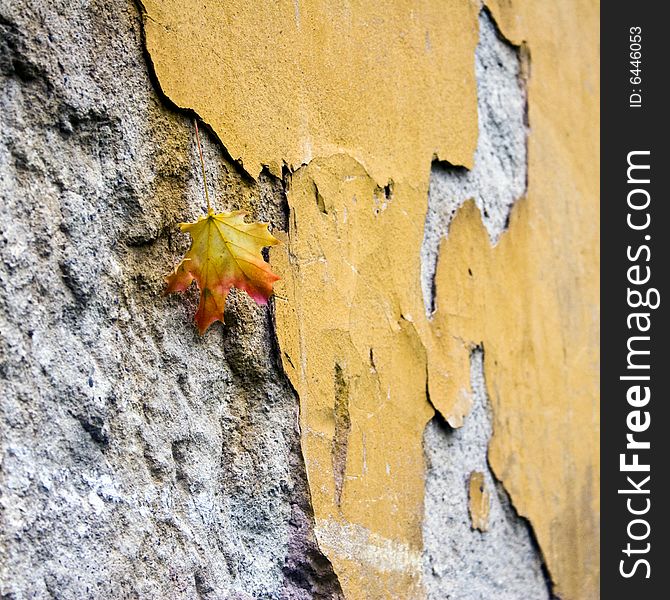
[
  {"left": 422, "top": 350, "right": 552, "bottom": 600},
  {"left": 0, "top": 1, "right": 339, "bottom": 597}
]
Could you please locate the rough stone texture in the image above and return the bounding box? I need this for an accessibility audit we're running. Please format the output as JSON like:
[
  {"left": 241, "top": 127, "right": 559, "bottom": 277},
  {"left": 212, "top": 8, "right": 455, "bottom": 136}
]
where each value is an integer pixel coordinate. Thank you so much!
[
  {"left": 0, "top": 1, "right": 341, "bottom": 598},
  {"left": 423, "top": 350, "right": 552, "bottom": 600},
  {"left": 421, "top": 10, "right": 528, "bottom": 314}
]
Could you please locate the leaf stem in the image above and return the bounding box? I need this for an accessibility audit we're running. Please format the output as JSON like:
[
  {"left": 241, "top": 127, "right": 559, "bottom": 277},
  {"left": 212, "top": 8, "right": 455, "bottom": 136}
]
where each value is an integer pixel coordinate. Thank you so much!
[{"left": 194, "top": 119, "right": 212, "bottom": 212}]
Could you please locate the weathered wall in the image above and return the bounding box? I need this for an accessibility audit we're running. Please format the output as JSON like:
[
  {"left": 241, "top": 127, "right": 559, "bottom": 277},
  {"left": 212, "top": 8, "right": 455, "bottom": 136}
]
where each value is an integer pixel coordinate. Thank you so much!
[
  {"left": 1, "top": 0, "right": 599, "bottom": 598},
  {"left": 137, "top": 0, "right": 599, "bottom": 598}
]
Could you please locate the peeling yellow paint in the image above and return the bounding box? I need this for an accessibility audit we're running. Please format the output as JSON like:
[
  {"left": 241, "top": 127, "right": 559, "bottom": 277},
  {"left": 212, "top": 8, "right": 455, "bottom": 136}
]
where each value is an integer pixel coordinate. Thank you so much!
[
  {"left": 271, "top": 155, "right": 434, "bottom": 596},
  {"left": 432, "top": 195, "right": 599, "bottom": 598},
  {"left": 140, "top": 0, "right": 478, "bottom": 185},
  {"left": 468, "top": 471, "right": 490, "bottom": 532},
  {"left": 463, "top": 2, "right": 599, "bottom": 596},
  {"left": 139, "top": 1, "right": 599, "bottom": 598}
]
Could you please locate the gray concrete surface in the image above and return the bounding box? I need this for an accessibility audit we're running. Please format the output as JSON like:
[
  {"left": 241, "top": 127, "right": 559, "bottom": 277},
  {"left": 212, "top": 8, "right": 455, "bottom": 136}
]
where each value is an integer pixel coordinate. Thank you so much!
[
  {"left": 422, "top": 350, "right": 553, "bottom": 600},
  {"left": 0, "top": 1, "right": 340, "bottom": 597}
]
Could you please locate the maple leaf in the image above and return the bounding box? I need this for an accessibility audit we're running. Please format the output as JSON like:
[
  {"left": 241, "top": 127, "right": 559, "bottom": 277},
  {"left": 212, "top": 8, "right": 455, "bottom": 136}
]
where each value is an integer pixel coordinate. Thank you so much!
[{"left": 166, "top": 209, "right": 280, "bottom": 334}]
